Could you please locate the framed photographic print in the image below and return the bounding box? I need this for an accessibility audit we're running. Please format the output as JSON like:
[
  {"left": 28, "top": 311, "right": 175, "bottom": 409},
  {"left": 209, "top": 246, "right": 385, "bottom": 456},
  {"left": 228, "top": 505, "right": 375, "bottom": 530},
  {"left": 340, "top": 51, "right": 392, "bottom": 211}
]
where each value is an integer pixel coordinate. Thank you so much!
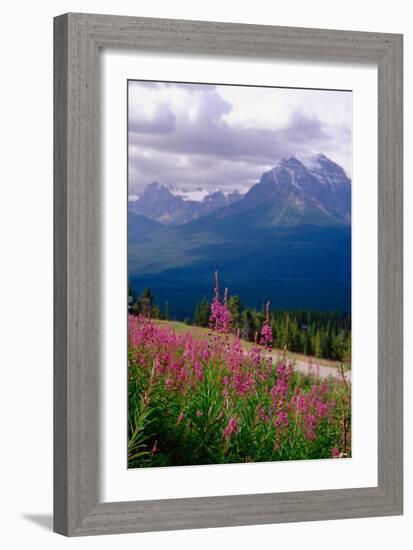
[{"left": 54, "top": 13, "right": 403, "bottom": 536}]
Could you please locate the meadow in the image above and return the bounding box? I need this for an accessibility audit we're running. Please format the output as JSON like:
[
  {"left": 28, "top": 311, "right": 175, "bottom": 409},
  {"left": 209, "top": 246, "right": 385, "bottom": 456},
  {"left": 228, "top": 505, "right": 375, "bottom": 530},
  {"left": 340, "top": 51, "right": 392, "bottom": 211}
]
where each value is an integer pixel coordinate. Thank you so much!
[{"left": 128, "top": 276, "right": 351, "bottom": 468}]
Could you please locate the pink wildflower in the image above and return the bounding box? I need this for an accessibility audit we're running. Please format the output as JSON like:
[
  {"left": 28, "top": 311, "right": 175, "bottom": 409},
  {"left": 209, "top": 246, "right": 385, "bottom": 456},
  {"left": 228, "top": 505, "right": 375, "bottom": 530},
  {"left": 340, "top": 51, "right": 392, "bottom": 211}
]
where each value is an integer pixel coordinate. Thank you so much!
[
  {"left": 209, "top": 297, "right": 231, "bottom": 334},
  {"left": 331, "top": 447, "right": 340, "bottom": 458},
  {"left": 260, "top": 301, "right": 273, "bottom": 348},
  {"left": 257, "top": 406, "right": 269, "bottom": 422},
  {"left": 194, "top": 361, "right": 204, "bottom": 382},
  {"left": 274, "top": 410, "right": 289, "bottom": 428},
  {"left": 248, "top": 345, "right": 262, "bottom": 367},
  {"left": 223, "top": 415, "right": 238, "bottom": 440},
  {"left": 209, "top": 274, "right": 232, "bottom": 334}
]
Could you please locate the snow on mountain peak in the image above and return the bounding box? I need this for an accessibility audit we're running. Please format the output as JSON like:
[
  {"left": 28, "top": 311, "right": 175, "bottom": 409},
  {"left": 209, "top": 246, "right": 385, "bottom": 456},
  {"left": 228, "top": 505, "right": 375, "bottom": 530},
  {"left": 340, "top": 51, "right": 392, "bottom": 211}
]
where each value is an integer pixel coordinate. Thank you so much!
[{"left": 168, "top": 187, "right": 211, "bottom": 202}]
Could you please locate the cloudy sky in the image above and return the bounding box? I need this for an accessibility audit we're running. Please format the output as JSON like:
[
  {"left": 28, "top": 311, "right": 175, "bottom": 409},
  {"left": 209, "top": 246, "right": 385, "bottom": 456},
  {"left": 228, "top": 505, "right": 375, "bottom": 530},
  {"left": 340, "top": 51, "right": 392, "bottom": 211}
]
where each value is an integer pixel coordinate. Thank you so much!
[{"left": 128, "top": 80, "right": 352, "bottom": 197}]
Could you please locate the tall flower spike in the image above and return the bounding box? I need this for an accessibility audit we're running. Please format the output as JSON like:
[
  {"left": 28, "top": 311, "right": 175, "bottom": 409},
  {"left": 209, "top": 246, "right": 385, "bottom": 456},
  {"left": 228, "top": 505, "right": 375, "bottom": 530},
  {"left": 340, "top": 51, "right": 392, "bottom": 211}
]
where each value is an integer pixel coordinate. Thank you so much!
[
  {"left": 223, "top": 415, "right": 238, "bottom": 440},
  {"left": 260, "top": 300, "right": 273, "bottom": 348},
  {"left": 214, "top": 271, "right": 219, "bottom": 301},
  {"left": 209, "top": 271, "right": 232, "bottom": 334}
]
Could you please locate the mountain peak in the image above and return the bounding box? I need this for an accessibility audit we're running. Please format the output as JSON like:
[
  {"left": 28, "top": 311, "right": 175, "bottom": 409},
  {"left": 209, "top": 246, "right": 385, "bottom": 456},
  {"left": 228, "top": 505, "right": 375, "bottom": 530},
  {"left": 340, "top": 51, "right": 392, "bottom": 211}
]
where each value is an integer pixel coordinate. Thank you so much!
[
  {"left": 130, "top": 182, "right": 243, "bottom": 225},
  {"left": 259, "top": 156, "right": 307, "bottom": 188},
  {"left": 236, "top": 154, "right": 351, "bottom": 226},
  {"left": 144, "top": 181, "right": 168, "bottom": 192},
  {"left": 208, "top": 190, "right": 225, "bottom": 198},
  {"left": 281, "top": 156, "right": 305, "bottom": 168},
  {"left": 310, "top": 154, "right": 349, "bottom": 179},
  {"left": 142, "top": 181, "right": 175, "bottom": 200},
  {"left": 146, "top": 181, "right": 162, "bottom": 189}
]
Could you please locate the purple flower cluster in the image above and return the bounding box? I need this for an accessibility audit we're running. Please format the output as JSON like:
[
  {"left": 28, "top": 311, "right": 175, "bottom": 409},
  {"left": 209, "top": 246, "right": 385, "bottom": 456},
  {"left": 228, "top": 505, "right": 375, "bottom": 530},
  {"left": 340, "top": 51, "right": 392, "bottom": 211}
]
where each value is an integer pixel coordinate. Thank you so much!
[
  {"left": 260, "top": 301, "right": 273, "bottom": 349},
  {"left": 209, "top": 272, "right": 232, "bottom": 333},
  {"left": 223, "top": 415, "right": 239, "bottom": 440}
]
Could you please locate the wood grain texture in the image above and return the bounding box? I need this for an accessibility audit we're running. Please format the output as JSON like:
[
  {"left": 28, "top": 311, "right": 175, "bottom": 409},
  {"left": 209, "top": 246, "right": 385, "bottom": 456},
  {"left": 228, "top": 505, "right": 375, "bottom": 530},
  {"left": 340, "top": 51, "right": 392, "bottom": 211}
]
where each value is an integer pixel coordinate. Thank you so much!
[
  {"left": 53, "top": 13, "right": 403, "bottom": 536},
  {"left": 377, "top": 33, "right": 403, "bottom": 509},
  {"left": 53, "top": 14, "right": 69, "bottom": 536}
]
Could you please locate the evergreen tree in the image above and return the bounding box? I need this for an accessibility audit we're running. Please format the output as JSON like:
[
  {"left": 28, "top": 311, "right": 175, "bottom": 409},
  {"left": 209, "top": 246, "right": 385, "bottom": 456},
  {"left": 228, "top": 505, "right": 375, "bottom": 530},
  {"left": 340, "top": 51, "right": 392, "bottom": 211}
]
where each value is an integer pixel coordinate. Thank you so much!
[
  {"left": 152, "top": 304, "right": 161, "bottom": 319},
  {"left": 241, "top": 309, "right": 256, "bottom": 341},
  {"left": 227, "top": 295, "right": 242, "bottom": 329},
  {"left": 128, "top": 281, "right": 136, "bottom": 300},
  {"left": 289, "top": 318, "right": 300, "bottom": 351},
  {"left": 193, "top": 298, "right": 210, "bottom": 327},
  {"left": 313, "top": 330, "right": 322, "bottom": 358},
  {"left": 139, "top": 288, "right": 153, "bottom": 317}
]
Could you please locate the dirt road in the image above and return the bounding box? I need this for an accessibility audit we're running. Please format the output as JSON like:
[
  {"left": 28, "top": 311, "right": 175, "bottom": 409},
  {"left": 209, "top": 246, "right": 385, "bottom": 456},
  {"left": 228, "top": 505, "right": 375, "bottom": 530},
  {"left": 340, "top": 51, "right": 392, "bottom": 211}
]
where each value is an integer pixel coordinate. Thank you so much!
[{"left": 269, "top": 352, "right": 351, "bottom": 383}]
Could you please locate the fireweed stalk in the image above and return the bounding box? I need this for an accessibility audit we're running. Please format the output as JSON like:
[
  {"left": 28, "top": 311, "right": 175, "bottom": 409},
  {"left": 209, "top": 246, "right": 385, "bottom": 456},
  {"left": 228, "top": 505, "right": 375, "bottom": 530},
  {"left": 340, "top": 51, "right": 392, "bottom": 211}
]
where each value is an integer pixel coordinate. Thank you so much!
[
  {"left": 209, "top": 271, "right": 231, "bottom": 334},
  {"left": 127, "top": 274, "right": 351, "bottom": 467},
  {"left": 260, "top": 301, "right": 273, "bottom": 350}
]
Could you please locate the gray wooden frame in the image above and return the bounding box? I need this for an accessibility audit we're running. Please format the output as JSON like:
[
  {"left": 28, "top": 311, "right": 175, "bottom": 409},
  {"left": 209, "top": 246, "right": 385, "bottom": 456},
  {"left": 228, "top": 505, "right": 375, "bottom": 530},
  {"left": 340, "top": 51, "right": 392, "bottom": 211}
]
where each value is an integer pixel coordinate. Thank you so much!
[{"left": 54, "top": 12, "right": 403, "bottom": 536}]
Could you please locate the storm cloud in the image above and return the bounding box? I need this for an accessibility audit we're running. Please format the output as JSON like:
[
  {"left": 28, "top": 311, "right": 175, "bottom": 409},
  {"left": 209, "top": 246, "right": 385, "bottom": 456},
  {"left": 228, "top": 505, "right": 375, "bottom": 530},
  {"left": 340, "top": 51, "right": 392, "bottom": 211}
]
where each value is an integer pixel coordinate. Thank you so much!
[{"left": 128, "top": 81, "right": 352, "bottom": 195}]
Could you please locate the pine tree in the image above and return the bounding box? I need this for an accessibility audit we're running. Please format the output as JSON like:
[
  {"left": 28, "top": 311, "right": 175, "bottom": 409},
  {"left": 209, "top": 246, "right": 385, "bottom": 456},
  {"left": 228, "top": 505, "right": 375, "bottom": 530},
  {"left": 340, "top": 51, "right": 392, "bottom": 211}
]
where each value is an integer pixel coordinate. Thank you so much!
[
  {"left": 314, "top": 330, "right": 322, "bottom": 358},
  {"left": 227, "top": 295, "right": 242, "bottom": 329},
  {"left": 241, "top": 309, "right": 256, "bottom": 341},
  {"left": 194, "top": 298, "right": 210, "bottom": 327},
  {"left": 139, "top": 288, "right": 153, "bottom": 317}
]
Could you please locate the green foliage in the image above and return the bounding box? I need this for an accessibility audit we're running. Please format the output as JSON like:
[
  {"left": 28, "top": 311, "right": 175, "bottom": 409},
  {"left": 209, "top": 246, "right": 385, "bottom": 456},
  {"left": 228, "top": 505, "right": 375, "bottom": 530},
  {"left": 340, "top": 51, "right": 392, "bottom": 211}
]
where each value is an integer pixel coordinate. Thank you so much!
[
  {"left": 227, "top": 295, "right": 242, "bottom": 329},
  {"left": 141, "top": 287, "right": 153, "bottom": 301},
  {"left": 240, "top": 309, "right": 256, "bottom": 341},
  {"left": 128, "top": 280, "right": 136, "bottom": 300},
  {"left": 193, "top": 298, "right": 210, "bottom": 327}
]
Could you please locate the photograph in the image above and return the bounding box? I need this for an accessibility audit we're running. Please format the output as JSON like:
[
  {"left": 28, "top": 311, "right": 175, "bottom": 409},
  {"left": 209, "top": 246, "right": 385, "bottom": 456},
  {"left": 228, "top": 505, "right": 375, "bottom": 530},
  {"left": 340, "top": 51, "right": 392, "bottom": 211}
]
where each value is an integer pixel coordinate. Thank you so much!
[{"left": 127, "top": 79, "right": 352, "bottom": 468}]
